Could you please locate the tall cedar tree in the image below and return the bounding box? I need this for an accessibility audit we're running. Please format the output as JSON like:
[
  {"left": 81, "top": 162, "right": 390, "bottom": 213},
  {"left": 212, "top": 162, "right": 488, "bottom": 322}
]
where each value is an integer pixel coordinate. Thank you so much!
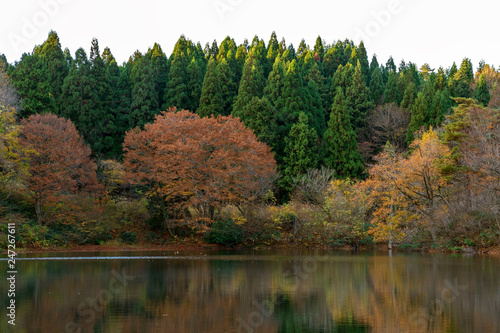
[
  {"left": 323, "top": 88, "right": 364, "bottom": 178},
  {"left": 11, "top": 53, "right": 56, "bottom": 117},
  {"left": 406, "top": 79, "right": 434, "bottom": 144},
  {"left": 281, "top": 112, "right": 319, "bottom": 192},
  {"left": 130, "top": 56, "right": 159, "bottom": 129},
  {"left": 34, "top": 31, "right": 68, "bottom": 111},
  {"left": 60, "top": 48, "right": 92, "bottom": 133},
  {"left": 232, "top": 52, "right": 266, "bottom": 115},
  {"left": 87, "top": 38, "right": 118, "bottom": 157},
  {"left": 345, "top": 61, "right": 375, "bottom": 130},
  {"left": 474, "top": 74, "right": 490, "bottom": 107},
  {"left": 186, "top": 57, "right": 204, "bottom": 111},
  {"left": 198, "top": 58, "right": 224, "bottom": 117},
  {"left": 163, "top": 53, "right": 190, "bottom": 109},
  {"left": 370, "top": 66, "right": 385, "bottom": 105},
  {"left": 146, "top": 43, "right": 168, "bottom": 110},
  {"left": 384, "top": 70, "right": 400, "bottom": 105},
  {"left": 217, "top": 58, "right": 238, "bottom": 115},
  {"left": 20, "top": 114, "right": 102, "bottom": 225}
]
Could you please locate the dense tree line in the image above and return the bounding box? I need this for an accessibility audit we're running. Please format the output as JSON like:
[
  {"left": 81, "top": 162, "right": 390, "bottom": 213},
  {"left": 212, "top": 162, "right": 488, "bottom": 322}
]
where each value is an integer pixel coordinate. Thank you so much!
[
  {"left": 1, "top": 30, "right": 498, "bottom": 249},
  {"left": 3, "top": 31, "right": 494, "bottom": 196}
]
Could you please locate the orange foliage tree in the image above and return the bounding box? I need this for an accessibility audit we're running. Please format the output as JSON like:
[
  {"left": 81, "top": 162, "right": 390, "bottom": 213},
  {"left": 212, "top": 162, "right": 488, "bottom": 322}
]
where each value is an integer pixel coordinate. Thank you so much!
[
  {"left": 20, "top": 114, "right": 102, "bottom": 225},
  {"left": 363, "top": 129, "right": 452, "bottom": 244},
  {"left": 123, "top": 108, "right": 277, "bottom": 232}
]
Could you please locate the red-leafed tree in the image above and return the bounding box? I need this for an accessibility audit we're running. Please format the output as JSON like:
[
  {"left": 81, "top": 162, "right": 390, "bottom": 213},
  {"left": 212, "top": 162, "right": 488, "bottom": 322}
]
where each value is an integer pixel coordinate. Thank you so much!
[
  {"left": 20, "top": 114, "right": 102, "bottom": 225},
  {"left": 123, "top": 108, "right": 277, "bottom": 233}
]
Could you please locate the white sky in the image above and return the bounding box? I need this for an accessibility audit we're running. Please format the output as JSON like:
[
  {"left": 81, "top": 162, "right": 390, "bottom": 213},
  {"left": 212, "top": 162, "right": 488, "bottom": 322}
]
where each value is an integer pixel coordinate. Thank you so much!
[{"left": 1, "top": 0, "right": 498, "bottom": 72}]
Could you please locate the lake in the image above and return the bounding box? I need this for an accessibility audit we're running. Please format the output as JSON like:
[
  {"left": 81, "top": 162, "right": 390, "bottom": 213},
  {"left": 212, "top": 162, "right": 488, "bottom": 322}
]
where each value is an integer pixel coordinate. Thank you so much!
[{"left": 1, "top": 249, "right": 499, "bottom": 333}]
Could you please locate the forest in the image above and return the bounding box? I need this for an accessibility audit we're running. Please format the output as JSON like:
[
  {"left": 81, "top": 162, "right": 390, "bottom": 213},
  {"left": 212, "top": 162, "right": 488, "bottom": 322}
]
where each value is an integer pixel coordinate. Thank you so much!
[{"left": 0, "top": 30, "right": 498, "bottom": 251}]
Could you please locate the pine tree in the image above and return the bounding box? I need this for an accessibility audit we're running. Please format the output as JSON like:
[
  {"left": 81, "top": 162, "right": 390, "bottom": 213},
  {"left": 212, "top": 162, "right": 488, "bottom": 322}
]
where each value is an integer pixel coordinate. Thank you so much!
[
  {"left": 313, "top": 36, "right": 325, "bottom": 62},
  {"left": 406, "top": 79, "right": 434, "bottom": 144},
  {"left": 11, "top": 53, "right": 56, "bottom": 117},
  {"left": 87, "top": 38, "right": 118, "bottom": 156},
  {"left": 281, "top": 112, "right": 319, "bottom": 191},
  {"left": 345, "top": 61, "right": 374, "bottom": 130},
  {"left": 163, "top": 53, "right": 189, "bottom": 109},
  {"left": 264, "top": 55, "right": 286, "bottom": 110},
  {"left": 146, "top": 43, "right": 168, "bottom": 110},
  {"left": 217, "top": 58, "right": 238, "bottom": 115},
  {"left": 130, "top": 56, "right": 159, "bottom": 129},
  {"left": 323, "top": 88, "right": 364, "bottom": 178},
  {"left": 354, "top": 41, "right": 370, "bottom": 84},
  {"left": 369, "top": 66, "right": 385, "bottom": 105},
  {"left": 400, "top": 81, "right": 417, "bottom": 111},
  {"left": 34, "top": 30, "right": 68, "bottom": 110},
  {"left": 186, "top": 56, "right": 204, "bottom": 111},
  {"left": 198, "top": 58, "right": 224, "bottom": 117},
  {"left": 384, "top": 70, "right": 400, "bottom": 105},
  {"left": 474, "top": 73, "right": 490, "bottom": 107},
  {"left": 459, "top": 57, "right": 474, "bottom": 82},
  {"left": 60, "top": 48, "right": 93, "bottom": 138},
  {"left": 232, "top": 52, "right": 266, "bottom": 115}
]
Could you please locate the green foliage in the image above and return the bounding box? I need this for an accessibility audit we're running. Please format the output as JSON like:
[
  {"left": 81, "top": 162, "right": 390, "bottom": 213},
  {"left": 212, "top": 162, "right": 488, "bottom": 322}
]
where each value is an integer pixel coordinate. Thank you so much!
[
  {"left": 198, "top": 58, "right": 224, "bottom": 117},
  {"left": 204, "top": 219, "right": 245, "bottom": 246},
  {"left": 474, "top": 74, "right": 490, "bottom": 106},
  {"left": 120, "top": 230, "right": 138, "bottom": 245},
  {"left": 323, "top": 88, "right": 365, "bottom": 178},
  {"left": 384, "top": 70, "right": 400, "bottom": 105},
  {"left": 281, "top": 112, "right": 319, "bottom": 192}
]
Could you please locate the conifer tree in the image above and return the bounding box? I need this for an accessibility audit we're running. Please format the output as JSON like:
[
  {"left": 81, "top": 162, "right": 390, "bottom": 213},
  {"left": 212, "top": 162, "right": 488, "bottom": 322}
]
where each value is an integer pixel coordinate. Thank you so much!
[
  {"left": 264, "top": 55, "right": 286, "bottom": 111},
  {"left": 11, "top": 53, "right": 56, "bottom": 117},
  {"left": 323, "top": 88, "right": 364, "bottom": 178},
  {"left": 232, "top": 52, "right": 266, "bottom": 115},
  {"left": 474, "top": 73, "right": 490, "bottom": 107},
  {"left": 369, "top": 66, "right": 385, "bottom": 105},
  {"left": 406, "top": 79, "right": 434, "bottom": 144},
  {"left": 130, "top": 56, "right": 158, "bottom": 129},
  {"left": 34, "top": 30, "right": 68, "bottom": 109},
  {"left": 384, "top": 70, "right": 400, "bottom": 105},
  {"left": 186, "top": 56, "right": 204, "bottom": 111},
  {"left": 281, "top": 112, "right": 319, "bottom": 192},
  {"left": 146, "top": 43, "right": 168, "bottom": 110},
  {"left": 345, "top": 61, "right": 374, "bottom": 130},
  {"left": 217, "top": 58, "right": 238, "bottom": 115},
  {"left": 163, "top": 53, "right": 189, "bottom": 109},
  {"left": 313, "top": 36, "right": 325, "bottom": 62},
  {"left": 400, "top": 81, "right": 417, "bottom": 111},
  {"left": 198, "top": 58, "right": 224, "bottom": 117}
]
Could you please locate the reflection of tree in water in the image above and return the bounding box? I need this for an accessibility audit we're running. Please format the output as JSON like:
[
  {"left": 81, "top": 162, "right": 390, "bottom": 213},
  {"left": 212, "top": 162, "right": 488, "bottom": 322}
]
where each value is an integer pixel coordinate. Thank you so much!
[{"left": 276, "top": 293, "right": 371, "bottom": 332}]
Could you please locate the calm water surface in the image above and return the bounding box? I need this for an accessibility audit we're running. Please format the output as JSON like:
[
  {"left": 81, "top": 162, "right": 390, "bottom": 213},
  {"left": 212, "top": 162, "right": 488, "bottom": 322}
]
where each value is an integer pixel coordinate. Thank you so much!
[{"left": 1, "top": 249, "right": 499, "bottom": 333}]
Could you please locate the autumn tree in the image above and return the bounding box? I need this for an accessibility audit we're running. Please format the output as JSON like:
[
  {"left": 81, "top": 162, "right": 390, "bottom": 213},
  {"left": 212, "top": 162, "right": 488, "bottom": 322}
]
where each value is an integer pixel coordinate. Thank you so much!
[
  {"left": 123, "top": 109, "right": 277, "bottom": 234},
  {"left": 20, "top": 114, "right": 102, "bottom": 225},
  {"left": 365, "top": 130, "right": 452, "bottom": 244}
]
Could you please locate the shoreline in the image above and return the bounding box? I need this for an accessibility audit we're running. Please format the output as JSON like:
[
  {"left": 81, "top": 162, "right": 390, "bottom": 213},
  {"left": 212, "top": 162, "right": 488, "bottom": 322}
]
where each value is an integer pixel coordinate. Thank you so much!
[{"left": 7, "top": 242, "right": 500, "bottom": 256}]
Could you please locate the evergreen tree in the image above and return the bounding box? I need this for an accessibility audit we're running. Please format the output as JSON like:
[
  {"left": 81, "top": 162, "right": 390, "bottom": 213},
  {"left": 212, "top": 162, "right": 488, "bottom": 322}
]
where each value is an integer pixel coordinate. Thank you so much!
[
  {"left": 353, "top": 41, "right": 370, "bottom": 84},
  {"left": 198, "top": 58, "right": 224, "bottom": 117},
  {"left": 384, "top": 70, "right": 400, "bottom": 105},
  {"left": 34, "top": 30, "right": 68, "bottom": 110},
  {"left": 323, "top": 88, "right": 364, "bottom": 178},
  {"left": 267, "top": 31, "right": 279, "bottom": 65},
  {"left": 217, "top": 58, "right": 238, "bottom": 115},
  {"left": 130, "top": 56, "right": 158, "bottom": 129},
  {"left": 60, "top": 48, "right": 93, "bottom": 136},
  {"left": 281, "top": 112, "right": 319, "bottom": 192},
  {"left": 474, "top": 73, "right": 490, "bottom": 107},
  {"left": 146, "top": 43, "right": 168, "bottom": 110},
  {"left": 87, "top": 38, "right": 118, "bottom": 156},
  {"left": 11, "top": 53, "right": 56, "bottom": 117},
  {"left": 186, "top": 56, "right": 204, "bottom": 111},
  {"left": 345, "top": 61, "right": 374, "bottom": 130},
  {"left": 163, "top": 53, "right": 189, "bottom": 109},
  {"left": 322, "top": 44, "right": 343, "bottom": 78},
  {"left": 458, "top": 57, "right": 474, "bottom": 82},
  {"left": 313, "top": 36, "right": 325, "bottom": 62},
  {"left": 369, "top": 66, "right": 384, "bottom": 105},
  {"left": 400, "top": 81, "right": 417, "bottom": 111},
  {"left": 406, "top": 79, "right": 434, "bottom": 144},
  {"left": 434, "top": 67, "right": 447, "bottom": 91},
  {"left": 232, "top": 52, "right": 266, "bottom": 115},
  {"left": 264, "top": 55, "right": 286, "bottom": 111},
  {"left": 429, "top": 89, "right": 451, "bottom": 127}
]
